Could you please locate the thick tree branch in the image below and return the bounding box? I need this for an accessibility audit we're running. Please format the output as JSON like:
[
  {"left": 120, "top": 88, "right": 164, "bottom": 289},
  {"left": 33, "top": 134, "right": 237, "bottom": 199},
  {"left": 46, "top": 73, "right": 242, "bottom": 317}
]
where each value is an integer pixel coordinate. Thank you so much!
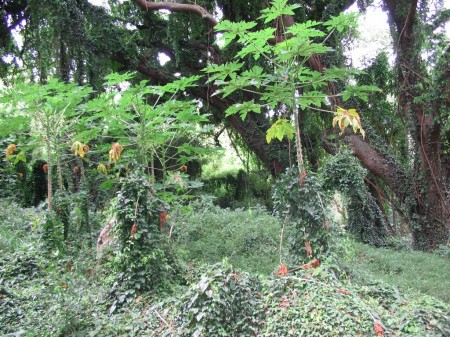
[
  {"left": 133, "top": 0, "right": 217, "bottom": 26},
  {"left": 345, "top": 133, "right": 409, "bottom": 203},
  {"left": 111, "top": 53, "right": 286, "bottom": 175}
]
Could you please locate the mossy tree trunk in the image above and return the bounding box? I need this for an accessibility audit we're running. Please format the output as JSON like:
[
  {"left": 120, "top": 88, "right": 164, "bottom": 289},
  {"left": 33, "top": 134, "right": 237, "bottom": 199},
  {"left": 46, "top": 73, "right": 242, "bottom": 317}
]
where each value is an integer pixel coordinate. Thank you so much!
[{"left": 382, "top": 0, "right": 449, "bottom": 249}]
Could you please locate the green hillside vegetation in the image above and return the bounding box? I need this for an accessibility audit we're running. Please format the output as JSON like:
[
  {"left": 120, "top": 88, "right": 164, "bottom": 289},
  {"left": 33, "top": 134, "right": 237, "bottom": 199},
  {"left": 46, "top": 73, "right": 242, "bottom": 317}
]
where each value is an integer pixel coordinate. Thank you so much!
[{"left": 1, "top": 198, "right": 449, "bottom": 336}]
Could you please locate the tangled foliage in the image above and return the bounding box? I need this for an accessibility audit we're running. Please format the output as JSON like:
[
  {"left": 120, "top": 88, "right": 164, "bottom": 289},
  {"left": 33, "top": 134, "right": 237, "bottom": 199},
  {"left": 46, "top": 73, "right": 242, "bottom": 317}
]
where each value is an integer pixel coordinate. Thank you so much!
[
  {"left": 1, "top": 199, "right": 449, "bottom": 337},
  {"left": 177, "top": 261, "right": 265, "bottom": 336},
  {"left": 272, "top": 168, "right": 331, "bottom": 260},
  {"left": 110, "top": 168, "right": 180, "bottom": 301},
  {"left": 321, "top": 151, "right": 389, "bottom": 246}
]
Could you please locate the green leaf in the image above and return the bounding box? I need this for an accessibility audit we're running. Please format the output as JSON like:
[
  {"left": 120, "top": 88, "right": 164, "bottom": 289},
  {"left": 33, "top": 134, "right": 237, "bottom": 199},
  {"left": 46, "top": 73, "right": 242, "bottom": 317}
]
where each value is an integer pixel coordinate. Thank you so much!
[
  {"left": 236, "top": 28, "right": 275, "bottom": 60},
  {"left": 287, "top": 21, "right": 325, "bottom": 38},
  {"left": 259, "top": 0, "right": 300, "bottom": 23},
  {"left": 323, "top": 67, "right": 362, "bottom": 81},
  {"left": 103, "top": 72, "right": 136, "bottom": 86},
  {"left": 240, "top": 66, "right": 267, "bottom": 88},
  {"left": 297, "top": 91, "right": 326, "bottom": 107},
  {"left": 215, "top": 20, "right": 257, "bottom": 47},
  {"left": 215, "top": 76, "right": 255, "bottom": 98},
  {"left": 266, "top": 118, "right": 295, "bottom": 143},
  {"left": 261, "top": 83, "right": 292, "bottom": 104},
  {"left": 13, "top": 151, "right": 27, "bottom": 164},
  {"left": 156, "top": 75, "right": 201, "bottom": 93},
  {"left": 225, "top": 100, "right": 261, "bottom": 120},
  {"left": 341, "top": 85, "right": 381, "bottom": 102},
  {"left": 323, "top": 12, "right": 359, "bottom": 32},
  {"left": 203, "top": 62, "right": 244, "bottom": 83},
  {"left": 297, "top": 68, "right": 327, "bottom": 90},
  {"left": 275, "top": 38, "right": 331, "bottom": 60}
]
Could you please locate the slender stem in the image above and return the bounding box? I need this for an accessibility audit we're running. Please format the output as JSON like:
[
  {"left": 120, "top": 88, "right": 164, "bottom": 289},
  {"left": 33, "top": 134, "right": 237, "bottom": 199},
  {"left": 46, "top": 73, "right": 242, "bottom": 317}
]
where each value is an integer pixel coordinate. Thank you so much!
[
  {"left": 293, "top": 106, "right": 305, "bottom": 182},
  {"left": 46, "top": 135, "right": 52, "bottom": 212}
]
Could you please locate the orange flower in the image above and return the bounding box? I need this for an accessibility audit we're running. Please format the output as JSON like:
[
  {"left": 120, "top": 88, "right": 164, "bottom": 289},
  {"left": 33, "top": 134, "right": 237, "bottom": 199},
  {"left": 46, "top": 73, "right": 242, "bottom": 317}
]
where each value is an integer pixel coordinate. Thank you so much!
[
  {"left": 180, "top": 165, "right": 188, "bottom": 172},
  {"left": 42, "top": 163, "right": 49, "bottom": 173}
]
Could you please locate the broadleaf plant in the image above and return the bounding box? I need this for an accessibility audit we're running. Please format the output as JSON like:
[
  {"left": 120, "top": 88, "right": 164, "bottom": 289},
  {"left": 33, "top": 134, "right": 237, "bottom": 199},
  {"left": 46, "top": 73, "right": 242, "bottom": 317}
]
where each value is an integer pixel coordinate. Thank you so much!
[{"left": 204, "top": 0, "right": 372, "bottom": 184}]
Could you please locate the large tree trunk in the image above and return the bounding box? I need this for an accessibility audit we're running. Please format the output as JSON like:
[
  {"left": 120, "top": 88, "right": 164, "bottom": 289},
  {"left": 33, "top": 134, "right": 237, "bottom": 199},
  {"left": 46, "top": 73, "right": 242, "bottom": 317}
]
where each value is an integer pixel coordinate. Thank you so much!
[{"left": 381, "top": 0, "right": 449, "bottom": 250}]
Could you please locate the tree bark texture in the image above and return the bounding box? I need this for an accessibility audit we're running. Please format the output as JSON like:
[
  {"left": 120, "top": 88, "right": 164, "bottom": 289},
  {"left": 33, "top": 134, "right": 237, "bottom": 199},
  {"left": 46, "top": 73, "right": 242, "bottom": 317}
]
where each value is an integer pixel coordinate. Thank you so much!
[{"left": 381, "top": 0, "right": 449, "bottom": 249}]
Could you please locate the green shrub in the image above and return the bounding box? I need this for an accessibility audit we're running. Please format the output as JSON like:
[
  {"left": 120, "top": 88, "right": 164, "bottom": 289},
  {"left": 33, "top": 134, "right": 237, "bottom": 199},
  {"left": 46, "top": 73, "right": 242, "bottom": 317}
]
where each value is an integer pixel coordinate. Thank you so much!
[
  {"left": 0, "top": 246, "right": 103, "bottom": 336},
  {"left": 108, "top": 168, "right": 181, "bottom": 303},
  {"left": 201, "top": 168, "right": 272, "bottom": 209},
  {"left": 321, "top": 151, "right": 390, "bottom": 246},
  {"left": 177, "top": 261, "right": 264, "bottom": 337},
  {"left": 0, "top": 198, "right": 44, "bottom": 252},
  {"left": 272, "top": 168, "right": 331, "bottom": 261}
]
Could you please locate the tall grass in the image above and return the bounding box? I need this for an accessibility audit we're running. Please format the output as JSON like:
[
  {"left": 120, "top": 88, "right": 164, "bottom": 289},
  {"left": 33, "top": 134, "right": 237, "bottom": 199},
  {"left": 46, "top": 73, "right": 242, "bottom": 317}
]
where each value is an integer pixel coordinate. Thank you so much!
[
  {"left": 171, "top": 200, "right": 283, "bottom": 274},
  {"left": 349, "top": 241, "right": 450, "bottom": 303}
]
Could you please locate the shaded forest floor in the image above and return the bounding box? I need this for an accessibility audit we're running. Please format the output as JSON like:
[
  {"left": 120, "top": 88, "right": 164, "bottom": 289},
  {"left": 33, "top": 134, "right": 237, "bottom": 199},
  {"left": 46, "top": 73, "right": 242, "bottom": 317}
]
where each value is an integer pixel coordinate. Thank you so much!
[{"left": 1, "top": 199, "right": 449, "bottom": 336}]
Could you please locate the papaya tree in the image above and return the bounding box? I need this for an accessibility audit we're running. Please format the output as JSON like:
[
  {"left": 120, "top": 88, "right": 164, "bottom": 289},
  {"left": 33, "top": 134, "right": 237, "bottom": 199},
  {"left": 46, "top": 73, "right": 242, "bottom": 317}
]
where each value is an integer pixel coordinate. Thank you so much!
[{"left": 0, "top": 79, "right": 92, "bottom": 211}]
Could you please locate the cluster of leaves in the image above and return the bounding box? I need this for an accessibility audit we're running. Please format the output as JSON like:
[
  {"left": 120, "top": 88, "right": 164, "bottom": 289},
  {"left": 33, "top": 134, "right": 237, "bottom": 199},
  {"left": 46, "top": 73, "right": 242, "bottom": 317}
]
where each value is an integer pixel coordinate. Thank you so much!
[
  {"left": 0, "top": 199, "right": 45, "bottom": 253},
  {"left": 51, "top": 189, "right": 92, "bottom": 244},
  {"left": 321, "top": 151, "right": 390, "bottom": 246},
  {"left": 176, "top": 261, "right": 265, "bottom": 337},
  {"left": 204, "top": 0, "right": 376, "bottom": 143},
  {"left": 0, "top": 199, "right": 101, "bottom": 336},
  {"left": 82, "top": 72, "right": 210, "bottom": 174},
  {"left": 108, "top": 167, "right": 181, "bottom": 304},
  {"left": 272, "top": 168, "right": 331, "bottom": 260},
  {"left": 2, "top": 198, "right": 450, "bottom": 337}
]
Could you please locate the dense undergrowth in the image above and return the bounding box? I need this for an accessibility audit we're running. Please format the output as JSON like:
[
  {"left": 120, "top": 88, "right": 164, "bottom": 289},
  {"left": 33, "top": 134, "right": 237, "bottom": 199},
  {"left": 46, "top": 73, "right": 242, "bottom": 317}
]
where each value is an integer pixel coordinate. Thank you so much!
[{"left": 1, "top": 198, "right": 449, "bottom": 337}]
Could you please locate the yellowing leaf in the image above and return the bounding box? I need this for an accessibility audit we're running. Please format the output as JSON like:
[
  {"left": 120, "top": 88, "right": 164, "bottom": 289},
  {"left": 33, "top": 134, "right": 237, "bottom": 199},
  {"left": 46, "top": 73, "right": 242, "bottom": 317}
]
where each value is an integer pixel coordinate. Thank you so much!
[
  {"left": 97, "top": 163, "right": 107, "bottom": 175},
  {"left": 109, "top": 143, "right": 124, "bottom": 163},
  {"left": 71, "top": 141, "right": 89, "bottom": 158},
  {"left": 266, "top": 118, "right": 295, "bottom": 143},
  {"left": 5, "top": 144, "right": 16, "bottom": 159},
  {"left": 333, "top": 106, "right": 365, "bottom": 138}
]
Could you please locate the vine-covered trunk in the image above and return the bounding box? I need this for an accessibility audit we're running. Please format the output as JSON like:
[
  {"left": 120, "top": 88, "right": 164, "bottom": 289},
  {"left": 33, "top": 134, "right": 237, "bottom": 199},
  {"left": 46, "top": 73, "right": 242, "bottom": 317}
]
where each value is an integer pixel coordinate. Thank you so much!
[
  {"left": 345, "top": 132, "right": 448, "bottom": 250},
  {"left": 376, "top": 0, "right": 449, "bottom": 249},
  {"left": 411, "top": 105, "right": 448, "bottom": 250}
]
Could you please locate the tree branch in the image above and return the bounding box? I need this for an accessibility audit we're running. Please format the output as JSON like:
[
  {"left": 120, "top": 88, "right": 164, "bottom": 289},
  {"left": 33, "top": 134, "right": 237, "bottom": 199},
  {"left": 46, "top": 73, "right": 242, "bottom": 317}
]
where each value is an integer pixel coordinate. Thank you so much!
[{"left": 133, "top": 0, "right": 217, "bottom": 26}]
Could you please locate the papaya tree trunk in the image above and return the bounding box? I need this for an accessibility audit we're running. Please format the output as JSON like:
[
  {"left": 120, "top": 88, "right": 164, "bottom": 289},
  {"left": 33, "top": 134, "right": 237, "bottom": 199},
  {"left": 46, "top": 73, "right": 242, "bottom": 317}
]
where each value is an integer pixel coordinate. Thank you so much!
[{"left": 45, "top": 136, "right": 52, "bottom": 212}]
